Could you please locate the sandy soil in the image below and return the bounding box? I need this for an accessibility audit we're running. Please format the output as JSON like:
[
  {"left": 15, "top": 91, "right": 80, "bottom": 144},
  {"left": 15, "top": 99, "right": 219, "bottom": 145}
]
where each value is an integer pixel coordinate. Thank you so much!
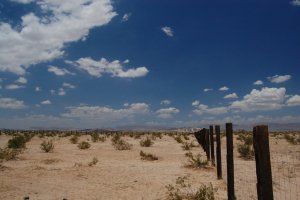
[{"left": 0, "top": 133, "right": 299, "bottom": 200}]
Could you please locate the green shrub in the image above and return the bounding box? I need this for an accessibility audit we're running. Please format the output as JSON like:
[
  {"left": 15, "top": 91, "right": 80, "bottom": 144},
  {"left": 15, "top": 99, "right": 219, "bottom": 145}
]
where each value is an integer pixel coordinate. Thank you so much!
[
  {"left": 140, "top": 137, "right": 154, "bottom": 147},
  {"left": 185, "top": 152, "right": 208, "bottom": 169},
  {"left": 237, "top": 143, "right": 254, "bottom": 159},
  {"left": 40, "top": 140, "right": 54, "bottom": 153},
  {"left": 8, "top": 135, "right": 26, "bottom": 149},
  {"left": 140, "top": 151, "right": 158, "bottom": 161},
  {"left": 77, "top": 141, "right": 91, "bottom": 150}
]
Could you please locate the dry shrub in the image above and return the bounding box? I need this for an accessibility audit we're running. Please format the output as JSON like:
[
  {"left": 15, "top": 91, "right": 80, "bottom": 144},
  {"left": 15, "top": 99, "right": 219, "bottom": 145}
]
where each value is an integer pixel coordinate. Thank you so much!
[
  {"left": 77, "top": 141, "right": 91, "bottom": 149},
  {"left": 237, "top": 133, "right": 254, "bottom": 160},
  {"left": 185, "top": 152, "right": 208, "bottom": 169},
  {"left": 8, "top": 135, "right": 26, "bottom": 149},
  {"left": 40, "top": 140, "right": 54, "bottom": 153},
  {"left": 111, "top": 134, "right": 132, "bottom": 150},
  {"left": 284, "top": 134, "right": 300, "bottom": 145},
  {"left": 0, "top": 148, "right": 20, "bottom": 161},
  {"left": 140, "top": 151, "right": 158, "bottom": 161},
  {"left": 166, "top": 176, "right": 217, "bottom": 200},
  {"left": 140, "top": 137, "right": 154, "bottom": 147},
  {"left": 88, "top": 157, "right": 98, "bottom": 166},
  {"left": 70, "top": 135, "right": 79, "bottom": 144}
]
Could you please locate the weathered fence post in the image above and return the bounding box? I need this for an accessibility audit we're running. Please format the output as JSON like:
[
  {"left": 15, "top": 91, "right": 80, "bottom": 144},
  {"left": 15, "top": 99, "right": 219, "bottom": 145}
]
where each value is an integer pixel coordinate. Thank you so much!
[
  {"left": 209, "top": 125, "right": 215, "bottom": 166},
  {"left": 253, "top": 125, "right": 274, "bottom": 200},
  {"left": 215, "top": 125, "right": 222, "bottom": 179},
  {"left": 226, "top": 123, "right": 235, "bottom": 200},
  {"left": 205, "top": 128, "right": 210, "bottom": 161}
]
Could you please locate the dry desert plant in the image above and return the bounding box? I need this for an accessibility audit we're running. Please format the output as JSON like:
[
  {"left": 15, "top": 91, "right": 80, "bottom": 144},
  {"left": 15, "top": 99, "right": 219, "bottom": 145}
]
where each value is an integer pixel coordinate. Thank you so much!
[
  {"left": 70, "top": 135, "right": 79, "bottom": 144},
  {"left": 185, "top": 152, "right": 208, "bottom": 169},
  {"left": 40, "top": 140, "right": 54, "bottom": 153},
  {"left": 140, "top": 151, "right": 158, "bottom": 161},
  {"left": 8, "top": 135, "right": 26, "bottom": 149},
  {"left": 88, "top": 157, "right": 98, "bottom": 166},
  {"left": 77, "top": 141, "right": 91, "bottom": 150},
  {"left": 0, "top": 147, "right": 20, "bottom": 161},
  {"left": 140, "top": 137, "right": 154, "bottom": 147}
]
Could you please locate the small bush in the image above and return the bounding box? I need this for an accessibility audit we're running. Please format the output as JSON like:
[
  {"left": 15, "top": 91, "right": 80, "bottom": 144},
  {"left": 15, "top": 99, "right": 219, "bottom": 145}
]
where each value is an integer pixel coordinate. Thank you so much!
[
  {"left": 140, "top": 151, "right": 158, "bottom": 161},
  {"left": 185, "top": 152, "right": 208, "bottom": 169},
  {"left": 0, "top": 148, "right": 20, "bottom": 161},
  {"left": 91, "top": 133, "right": 100, "bottom": 142},
  {"left": 8, "top": 135, "right": 26, "bottom": 149},
  {"left": 236, "top": 134, "right": 253, "bottom": 145},
  {"left": 284, "top": 134, "right": 300, "bottom": 145},
  {"left": 166, "top": 176, "right": 217, "bottom": 200},
  {"left": 40, "top": 140, "right": 54, "bottom": 153},
  {"left": 70, "top": 135, "right": 79, "bottom": 144},
  {"left": 77, "top": 141, "right": 91, "bottom": 150},
  {"left": 183, "top": 135, "right": 190, "bottom": 140},
  {"left": 88, "top": 157, "right": 98, "bottom": 166},
  {"left": 112, "top": 139, "right": 132, "bottom": 150},
  {"left": 181, "top": 142, "right": 191, "bottom": 150},
  {"left": 174, "top": 135, "right": 183, "bottom": 143},
  {"left": 237, "top": 143, "right": 254, "bottom": 160},
  {"left": 140, "top": 137, "right": 154, "bottom": 147}
]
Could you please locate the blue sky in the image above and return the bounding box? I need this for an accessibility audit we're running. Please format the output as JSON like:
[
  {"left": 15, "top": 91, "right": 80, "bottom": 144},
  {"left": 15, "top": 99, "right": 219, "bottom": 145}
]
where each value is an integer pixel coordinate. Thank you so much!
[{"left": 0, "top": 0, "right": 300, "bottom": 129}]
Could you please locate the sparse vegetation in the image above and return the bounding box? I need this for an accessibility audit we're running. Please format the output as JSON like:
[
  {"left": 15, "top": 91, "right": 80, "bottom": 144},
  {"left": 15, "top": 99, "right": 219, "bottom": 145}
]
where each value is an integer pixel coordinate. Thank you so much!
[
  {"left": 8, "top": 135, "right": 26, "bottom": 149},
  {"left": 166, "top": 176, "right": 217, "bottom": 200},
  {"left": 185, "top": 152, "right": 209, "bottom": 169},
  {"left": 181, "top": 141, "right": 198, "bottom": 151},
  {"left": 140, "top": 137, "right": 154, "bottom": 147},
  {"left": 284, "top": 134, "right": 300, "bottom": 145},
  {"left": 70, "top": 135, "right": 79, "bottom": 144},
  {"left": 111, "top": 135, "right": 132, "bottom": 150},
  {"left": 77, "top": 141, "right": 91, "bottom": 149},
  {"left": 140, "top": 151, "right": 158, "bottom": 161},
  {"left": 183, "top": 134, "right": 190, "bottom": 140},
  {"left": 0, "top": 148, "right": 20, "bottom": 161},
  {"left": 88, "top": 157, "right": 98, "bottom": 166},
  {"left": 174, "top": 135, "right": 183, "bottom": 143},
  {"left": 40, "top": 140, "right": 54, "bottom": 153},
  {"left": 237, "top": 133, "right": 254, "bottom": 160}
]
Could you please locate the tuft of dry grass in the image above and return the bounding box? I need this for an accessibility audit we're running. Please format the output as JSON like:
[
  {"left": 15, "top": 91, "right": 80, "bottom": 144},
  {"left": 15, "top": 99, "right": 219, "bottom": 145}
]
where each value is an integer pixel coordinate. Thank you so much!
[
  {"left": 185, "top": 152, "right": 209, "bottom": 169},
  {"left": 77, "top": 141, "right": 91, "bottom": 150},
  {"left": 70, "top": 135, "right": 79, "bottom": 144},
  {"left": 0, "top": 148, "right": 20, "bottom": 161},
  {"left": 40, "top": 140, "right": 54, "bottom": 153},
  {"left": 88, "top": 157, "right": 98, "bottom": 166},
  {"left": 140, "top": 137, "right": 154, "bottom": 147},
  {"left": 140, "top": 151, "right": 158, "bottom": 161},
  {"left": 111, "top": 134, "right": 132, "bottom": 150}
]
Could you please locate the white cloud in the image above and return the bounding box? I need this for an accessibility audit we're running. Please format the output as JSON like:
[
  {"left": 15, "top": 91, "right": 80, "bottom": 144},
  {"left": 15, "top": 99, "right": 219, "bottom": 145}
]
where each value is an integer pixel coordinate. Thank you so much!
[
  {"left": 268, "top": 75, "right": 291, "bottom": 83},
  {"left": 48, "top": 65, "right": 75, "bottom": 76},
  {"left": 253, "top": 80, "right": 263, "bottom": 85},
  {"left": 219, "top": 86, "right": 229, "bottom": 91},
  {"left": 156, "top": 107, "right": 180, "bottom": 119},
  {"left": 286, "top": 95, "right": 300, "bottom": 106},
  {"left": 10, "top": 0, "right": 34, "bottom": 4},
  {"left": 0, "top": 97, "right": 26, "bottom": 109},
  {"left": 161, "top": 26, "right": 174, "bottom": 37},
  {"left": 62, "top": 82, "right": 76, "bottom": 89},
  {"left": 204, "top": 88, "right": 213, "bottom": 92},
  {"left": 35, "top": 86, "right": 41, "bottom": 92},
  {"left": 58, "top": 88, "right": 66, "bottom": 96},
  {"left": 16, "top": 77, "right": 27, "bottom": 84},
  {"left": 0, "top": 0, "right": 117, "bottom": 75},
  {"left": 121, "top": 13, "right": 131, "bottom": 22},
  {"left": 41, "top": 100, "right": 51, "bottom": 105},
  {"left": 5, "top": 84, "right": 25, "bottom": 90},
  {"left": 67, "top": 57, "right": 149, "bottom": 78},
  {"left": 291, "top": 0, "right": 300, "bottom": 6},
  {"left": 192, "top": 100, "right": 200, "bottom": 106},
  {"left": 123, "top": 59, "right": 130, "bottom": 64},
  {"left": 50, "top": 89, "right": 56, "bottom": 95},
  {"left": 224, "top": 93, "right": 238, "bottom": 99},
  {"left": 160, "top": 99, "right": 171, "bottom": 105},
  {"left": 63, "top": 103, "right": 149, "bottom": 119},
  {"left": 230, "top": 87, "right": 286, "bottom": 112},
  {"left": 193, "top": 104, "right": 228, "bottom": 115}
]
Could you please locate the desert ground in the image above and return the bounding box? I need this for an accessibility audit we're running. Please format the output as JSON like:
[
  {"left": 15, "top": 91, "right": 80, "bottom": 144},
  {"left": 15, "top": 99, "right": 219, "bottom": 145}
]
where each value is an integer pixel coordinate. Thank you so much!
[{"left": 0, "top": 132, "right": 299, "bottom": 200}]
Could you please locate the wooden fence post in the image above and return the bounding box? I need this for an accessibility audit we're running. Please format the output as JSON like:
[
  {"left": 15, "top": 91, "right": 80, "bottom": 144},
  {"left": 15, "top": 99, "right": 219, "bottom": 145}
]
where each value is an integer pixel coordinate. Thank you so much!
[
  {"left": 226, "top": 123, "right": 235, "bottom": 200},
  {"left": 253, "top": 125, "right": 274, "bottom": 200},
  {"left": 209, "top": 125, "right": 215, "bottom": 166},
  {"left": 215, "top": 125, "right": 222, "bottom": 179},
  {"left": 205, "top": 128, "right": 210, "bottom": 161}
]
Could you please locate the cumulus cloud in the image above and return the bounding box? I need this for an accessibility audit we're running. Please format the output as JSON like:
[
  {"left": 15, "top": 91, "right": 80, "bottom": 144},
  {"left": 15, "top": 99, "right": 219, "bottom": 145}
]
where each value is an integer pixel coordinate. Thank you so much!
[
  {"left": 204, "top": 88, "right": 213, "bottom": 92},
  {"left": 253, "top": 80, "right": 263, "bottom": 85},
  {"left": 5, "top": 84, "right": 25, "bottom": 90},
  {"left": 0, "top": 0, "right": 117, "bottom": 75},
  {"left": 121, "top": 13, "right": 131, "bottom": 22},
  {"left": 192, "top": 100, "right": 200, "bottom": 106},
  {"left": 48, "top": 66, "right": 75, "bottom": 76},
  {"left": 291, "top": 0, "right": 300, "bottom": 6},
  {"left": 58, "top": 88, "right": 66, "bottom": 96},
  {"left": 219, "top": 86, "right": 229, "bottom": 91},
  {"left": 67, "top": 57, "right": 149, "bottom": 78},
  {"left": 156, "top": 107, "right": 180, "bottom": 119},
  {"left": 160, "top": 99, "right": 171, "bottom": 105},
  {"left": 286, "top": 95, "right": 300, "bottom": 106},
  {"left": 16, "top": 77, "right": 27, "bottom": 84},
  {"left": 161, "top": 26, "right": 174, "bottom": 37},
  {"left": 62, "top": 82, "right": 76, "bottom": 89},
  {"left": 35, "top": 86, "right": 41, "bottom": 92},
  {"left": 40, "top": 100, "right": 51, "bottom": 105},
  {"left": 0, "top": 97, "right": 26, "bottom": 109},
  {"left": 230, "top": 87, "right": 286, "bottom": 112},
  {"left": 193, "top": 104, "right": 228, "bottom": 115},
  {"left": 224, "top": 93, "right": 238, "bottom": 99},
  {"left": 11, "top": 0, "right": 34, "bottom": 4},
  {"left": 63, "top": 103, "right": 149, "bottom": 119},
  {"left": 268, "top": 75, "right": 291, "bottom": 83}
]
